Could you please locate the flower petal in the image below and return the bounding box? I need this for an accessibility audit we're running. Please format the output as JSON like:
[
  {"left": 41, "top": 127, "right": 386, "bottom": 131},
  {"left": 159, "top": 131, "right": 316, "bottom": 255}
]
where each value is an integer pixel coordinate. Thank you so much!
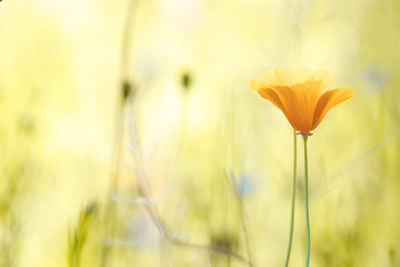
[
  {"left": 312, "top": 86, "right": 354, "bottom": 130},
  {"left": 270, "top": 80, "right": 322, "bottom": 131},
  {"left": 252, "top": 67, "right": 334, "bottom": 90},
  {"left": 257, "top": 88, "right": 286, "bottom": 112},
  {"left": 249, "top": 78, "right": 258, "bottom": 91}
]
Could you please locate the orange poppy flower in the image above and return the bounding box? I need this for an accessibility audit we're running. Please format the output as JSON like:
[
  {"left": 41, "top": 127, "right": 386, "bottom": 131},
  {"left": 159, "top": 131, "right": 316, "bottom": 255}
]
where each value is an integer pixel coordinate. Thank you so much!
[{"left": 250, "top": 67, "right": 354, "bottom": 133}]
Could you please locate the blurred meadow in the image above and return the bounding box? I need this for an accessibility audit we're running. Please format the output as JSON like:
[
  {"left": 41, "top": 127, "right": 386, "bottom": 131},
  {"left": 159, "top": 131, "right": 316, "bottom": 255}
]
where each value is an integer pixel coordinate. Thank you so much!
[{"left": 1, "top": 0, "right": 400, "bottom": 266}]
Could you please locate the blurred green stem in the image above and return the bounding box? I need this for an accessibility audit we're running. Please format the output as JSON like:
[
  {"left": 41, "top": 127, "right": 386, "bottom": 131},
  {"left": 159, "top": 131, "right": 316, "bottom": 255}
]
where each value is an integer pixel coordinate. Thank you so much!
[
  {"left": 100, "top": 0, "right": 141, "bottom": 266},
  {"left": 284, "top": 129, "right": 297, "bottom": 267},
  {"left": 302, "top": 135, "right": 310, "bottom": 267}
]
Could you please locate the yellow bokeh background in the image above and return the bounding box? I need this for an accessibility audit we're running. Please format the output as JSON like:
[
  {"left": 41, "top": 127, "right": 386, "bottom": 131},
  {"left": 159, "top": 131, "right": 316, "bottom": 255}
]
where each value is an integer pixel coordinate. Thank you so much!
[{"left": 0, "top": 0, "right": 399, "bottom": 266}]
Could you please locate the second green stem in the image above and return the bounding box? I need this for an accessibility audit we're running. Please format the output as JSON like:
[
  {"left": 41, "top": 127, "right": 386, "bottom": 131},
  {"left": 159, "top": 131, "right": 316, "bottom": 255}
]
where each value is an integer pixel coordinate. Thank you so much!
[
  {"left": 284, "top": 129, "right": 297, "bottom": 267},
  {"left": 302, "top": 135, "right": 310, "bottom": 267}
]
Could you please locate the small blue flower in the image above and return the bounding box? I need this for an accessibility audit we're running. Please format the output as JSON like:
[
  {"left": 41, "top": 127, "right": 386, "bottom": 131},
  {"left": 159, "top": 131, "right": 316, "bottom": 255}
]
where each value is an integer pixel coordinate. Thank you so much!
[{"left": 234, "top": 174, "right": 257, "bottom": 198}]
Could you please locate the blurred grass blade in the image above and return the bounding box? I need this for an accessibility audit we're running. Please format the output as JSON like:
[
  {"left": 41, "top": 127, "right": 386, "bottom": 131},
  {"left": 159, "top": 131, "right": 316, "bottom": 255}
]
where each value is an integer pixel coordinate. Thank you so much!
[{"left": 68, "top": 202, "right": 97, "bottom": 267}]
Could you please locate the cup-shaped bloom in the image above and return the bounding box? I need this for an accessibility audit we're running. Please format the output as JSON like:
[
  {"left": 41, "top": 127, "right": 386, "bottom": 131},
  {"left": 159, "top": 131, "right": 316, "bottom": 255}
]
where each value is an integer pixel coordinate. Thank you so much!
[{"left": 250, "top": 67, "right": 354, "bottom": 132}]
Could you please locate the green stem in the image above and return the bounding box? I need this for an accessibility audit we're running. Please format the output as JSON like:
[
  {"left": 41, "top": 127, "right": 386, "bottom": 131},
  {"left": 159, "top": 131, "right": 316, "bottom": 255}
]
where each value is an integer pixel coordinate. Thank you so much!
[
  {"left": 284, "top": 129, "right": 297, "bottom": 267},
  {"left": 302, "top": 135, "right": 310, "bottom": 267}
]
